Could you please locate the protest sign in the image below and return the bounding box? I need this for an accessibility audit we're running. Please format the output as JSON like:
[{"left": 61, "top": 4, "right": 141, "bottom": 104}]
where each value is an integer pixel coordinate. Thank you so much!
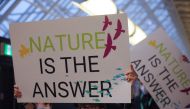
[
  {"left": 131, "top": 28, "right": 190, "bottom": 109},
  {"left": 10, "top": 14, "right": 131, "bottom": 103}
]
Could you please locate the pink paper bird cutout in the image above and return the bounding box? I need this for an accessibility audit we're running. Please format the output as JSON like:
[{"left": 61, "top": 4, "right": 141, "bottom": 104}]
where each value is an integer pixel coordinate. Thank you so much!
[
  {"left": 182, "top": 54, "right": 190, "bottom": 63},
  {"left": 114, "top": 19, "right": 125, "bottom": 40},
  {"left": 103, "top": 33, "right": 116, "bottom": 58},
  {"left": 102, "top": 16, "right": 112, "bottom": 31}
]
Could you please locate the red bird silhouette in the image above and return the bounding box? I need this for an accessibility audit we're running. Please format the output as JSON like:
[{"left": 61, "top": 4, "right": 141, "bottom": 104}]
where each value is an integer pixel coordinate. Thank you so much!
[
  {"left": 103, "top": 33, "right": 116, "bottom": 58},
  {"left": 182, "top": 55, "right": 190, "bottom": 63},
  {"left": 102, "top": 16, "right": 112, "bottom": 31},
  {"left": 113, "top": 19, "right": 125, "bottom": 40},
  {"left": 180, "top": 87, "right": 190, "bottom": 95}
]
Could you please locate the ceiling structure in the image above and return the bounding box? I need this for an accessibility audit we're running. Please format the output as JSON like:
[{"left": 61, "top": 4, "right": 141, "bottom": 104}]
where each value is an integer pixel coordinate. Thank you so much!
[
  {"left": 173, "top": 0, "right": 190, "bottom": 48},
  {"left": 0, "top": 0, "right": 189, "bottom": 56}
]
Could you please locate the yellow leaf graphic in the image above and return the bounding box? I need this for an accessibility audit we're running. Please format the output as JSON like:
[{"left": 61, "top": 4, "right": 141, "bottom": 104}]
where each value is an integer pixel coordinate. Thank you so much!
[
  {"left": 148, "top": 40, "right": 157, "bottom": 47},
  {"left": 19, "top": 44, "right": 30, "bottom": 58}
]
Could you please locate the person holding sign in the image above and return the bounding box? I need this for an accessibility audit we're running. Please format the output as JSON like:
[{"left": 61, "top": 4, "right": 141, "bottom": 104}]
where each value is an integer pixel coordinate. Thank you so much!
[{"left": 126, "top": 65, "right": 138, "bottom": 85}]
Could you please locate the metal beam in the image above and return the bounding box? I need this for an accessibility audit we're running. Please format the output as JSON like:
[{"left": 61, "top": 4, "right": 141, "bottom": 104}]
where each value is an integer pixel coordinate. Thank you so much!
[
  {"left": 0, "top": 0, "right": 21, "bottom": 23},
  {"left": 0, "top": 0, "right": 9, "bottom": 11}
]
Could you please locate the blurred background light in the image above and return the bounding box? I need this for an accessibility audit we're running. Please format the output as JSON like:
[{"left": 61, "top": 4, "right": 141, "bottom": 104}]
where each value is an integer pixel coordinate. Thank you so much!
[
  {"left": 73, "top": 0, "right": 117, "bottom": 16},
  {"left": 0, "top": 42, "right": 12, "bottom": 56}
]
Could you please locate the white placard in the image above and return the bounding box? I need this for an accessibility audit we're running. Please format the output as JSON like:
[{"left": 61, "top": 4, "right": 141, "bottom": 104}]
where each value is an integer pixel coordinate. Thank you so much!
[
  {"left": 10, "top": 14, "right": 131, "bottom": 103},
  {"left": 131, "top": 28, "right": 190, "bottom": 109}
]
